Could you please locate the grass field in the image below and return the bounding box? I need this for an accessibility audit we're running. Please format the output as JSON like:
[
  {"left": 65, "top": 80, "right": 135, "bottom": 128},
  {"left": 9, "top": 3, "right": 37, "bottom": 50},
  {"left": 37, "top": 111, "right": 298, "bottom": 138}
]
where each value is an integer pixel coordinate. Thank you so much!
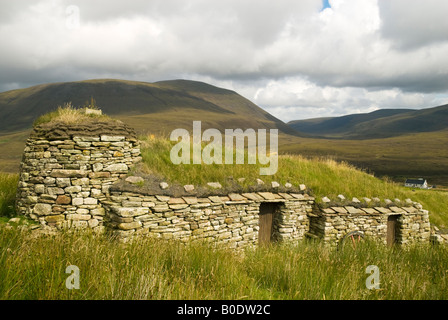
[
  {"left": 1, "top": 135, "right": 448, "bottom": 300},
  {"left": 1, "top": 227, "right": 447, "bottom": 300}
]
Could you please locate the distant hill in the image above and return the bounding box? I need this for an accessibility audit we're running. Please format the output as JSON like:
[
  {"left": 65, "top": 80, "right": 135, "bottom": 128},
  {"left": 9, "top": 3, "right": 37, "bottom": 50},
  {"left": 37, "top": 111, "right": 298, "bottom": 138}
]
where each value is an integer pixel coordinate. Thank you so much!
[
  {"left": 0, "top": 79, "right": 300, "bottom": 136},
  {"left": 288, "top": 105, "right": 448, "bottom": 139}
]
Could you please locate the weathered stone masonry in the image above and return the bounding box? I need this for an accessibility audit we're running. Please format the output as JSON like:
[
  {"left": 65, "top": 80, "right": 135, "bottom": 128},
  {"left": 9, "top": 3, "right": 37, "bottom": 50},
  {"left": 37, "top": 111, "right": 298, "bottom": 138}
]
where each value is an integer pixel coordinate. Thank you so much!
[
  {"left": 15, "top": 119, "right": 433, "bottom": 247},
  {"left": 308, "top": 203, "right": 430, "bottom": 246},
  {"left": 15, "top": 120, "right": 141, "bottom": 231},
  {"left": 103, "top": 191, "right": 314, "bottom": 247}
]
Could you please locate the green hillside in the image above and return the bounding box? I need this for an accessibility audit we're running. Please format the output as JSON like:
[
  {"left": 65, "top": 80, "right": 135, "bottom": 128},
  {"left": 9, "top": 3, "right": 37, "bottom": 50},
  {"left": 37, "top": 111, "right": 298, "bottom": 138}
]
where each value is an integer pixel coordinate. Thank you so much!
[
  {"left": 288, "top": 105, "right": 448, "bottom": 139},
  {"left": 1, "top": 79, "right": 448, "bottom": 189},
  {"left": 279, "top": 129, "right": 448, "bottom": 188},
  {"left": 0, "top": 79, "right": 301, "bottom": 172},
  {"left": 0, "top": 79, "right": 299, "bottom": 136}
]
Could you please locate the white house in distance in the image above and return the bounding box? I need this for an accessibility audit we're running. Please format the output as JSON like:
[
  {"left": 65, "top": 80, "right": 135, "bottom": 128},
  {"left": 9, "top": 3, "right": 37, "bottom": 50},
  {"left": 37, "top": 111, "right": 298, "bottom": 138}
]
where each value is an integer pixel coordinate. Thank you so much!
[{"left": 404, "top": 178, "right": 429, "bottom": 189}]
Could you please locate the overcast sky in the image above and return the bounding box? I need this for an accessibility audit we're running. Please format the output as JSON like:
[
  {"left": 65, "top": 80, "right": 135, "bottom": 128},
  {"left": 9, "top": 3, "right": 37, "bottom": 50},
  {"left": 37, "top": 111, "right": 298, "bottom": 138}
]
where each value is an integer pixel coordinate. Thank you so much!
[{"left": 1, "top": 0, "right": 448, "bottom": 121}]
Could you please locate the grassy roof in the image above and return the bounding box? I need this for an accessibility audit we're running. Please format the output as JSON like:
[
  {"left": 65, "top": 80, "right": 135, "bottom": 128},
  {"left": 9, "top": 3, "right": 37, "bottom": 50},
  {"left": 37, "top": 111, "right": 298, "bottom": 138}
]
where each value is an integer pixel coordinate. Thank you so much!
[
  {"left": 33, "top": 102, "right": 112, "bottom": 127},
  {"left": 136, "top": 135, "right": 448, "bottom": 227}
]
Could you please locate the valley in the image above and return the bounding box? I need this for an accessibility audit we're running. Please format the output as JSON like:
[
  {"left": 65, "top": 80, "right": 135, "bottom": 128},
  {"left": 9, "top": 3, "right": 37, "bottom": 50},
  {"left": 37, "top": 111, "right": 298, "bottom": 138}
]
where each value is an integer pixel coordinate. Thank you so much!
[{"left": 1, "top": 79, "right": 447, "bottom": 188}]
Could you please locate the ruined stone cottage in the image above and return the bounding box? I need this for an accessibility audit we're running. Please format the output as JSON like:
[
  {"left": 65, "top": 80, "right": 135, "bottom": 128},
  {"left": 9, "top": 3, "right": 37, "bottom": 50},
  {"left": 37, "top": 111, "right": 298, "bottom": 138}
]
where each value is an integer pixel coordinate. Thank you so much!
[{"left": 16, "top": 113, "right": 431, "bottom": 247}]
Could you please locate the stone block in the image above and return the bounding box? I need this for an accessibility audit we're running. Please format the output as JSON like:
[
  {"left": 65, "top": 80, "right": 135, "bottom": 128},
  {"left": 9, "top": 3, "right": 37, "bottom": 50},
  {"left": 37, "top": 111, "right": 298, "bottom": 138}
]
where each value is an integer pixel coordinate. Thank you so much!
[
  {"left": 48, "top": 187, "right": 65, "bottom": 195},
  {"left": 208, "top": 196, "right": 223, "bottom": 203},
  {"left": 225, "top": 218, "right": 234, "bottom": 224},
  {"left": 65, "top": 186, "right": 82, "bottom": 194},
  {"left": 45, "top": 215, "right": 65, "bottom": 223},
  {"left": 114, "top": 207, "right": 149, "bottom": 217},
  {"left": 257, "top": 192, "right": 276, "bottom": 200},
  {"left": 169, "top": 204, "right": 189, "bottom": 210},
  {"left": 35, "top": 184, "right": 45, "bottom": 194},
  {"left": 117, "top": 221, "right": 142, "bottom": 231},
  {"left": 345, "top": 206, "right": 364, "bottom": 214},
  {"left": 72, "top": 198, "right": 84, "bottom": 206},
  {"left": 88, "top": 219, "right": 100, "bottom": 228},
  {"left": 43, "top": 177, "right": 56, "bottom": 185},
  {"left": 27, "top": 196, "right": 38, "bottom": 204},
  {"left": 168, "top": 198, "right": 186, "bottom": 204},
  {"left": 84, "top": 198, "right": 98, "bottom": 205},
  {"left": 122, "top": 201, "right": 142, "bottom": 207},
  {"left": 33, "top": 203, "right": 52, "bottom": 216},
  {"left": 242, "top": 193, "right": 263, "bottom": 201},
  {"left": 361, "top": 208, "right": 379, "bottom": 214},
  {"left": 331, "top": 207, "right": 348, "bottom": 214},
  {"left": 207, "top": 182, "right": 222, "bottom": 189},
  {"left": 91, "top": 208, "right": 105, "bottom": 216},
  {"left": 72, "top": 178, "right": 90, "bottom": 186},
  {"left": 56, "top": 178, "right": 71, "bottom": 188},
  {"left": 125, "top": 176, "right": 144, "bottom": 184},
  {"left": 375, "top": 207, "right": 392, "bottom": 214},
  {"left": 101, "top": 135, "right": 125, "bottom": 142},
  {"left": 160, "top": 182, "right": 169, "bottom": 190},
  {"left": 67, "top": 214, "right": 91, "bottom": 221},
  {"left": 51, "top": 169, "right": 87, "bottom": 178},
  {"left": 228, "top": 193, "right": 247, "bottom": 201},
  {"left": 290, "top": 194, "right": 305, "bottom": 200},
  {"left": 183, "top": 197, "right": 198, "bottom": 205},
  {"left": 156, "top": 195, "right": 170, "bottom": 202},
  {"left": 56, "top": 195, "right": 72, "bottom": 205},
  {"left": 89, "top": 172, "right": 111, "bottom": 179},
  {"left": 104, "top": 164, "right": 128, "bottom": 172}
]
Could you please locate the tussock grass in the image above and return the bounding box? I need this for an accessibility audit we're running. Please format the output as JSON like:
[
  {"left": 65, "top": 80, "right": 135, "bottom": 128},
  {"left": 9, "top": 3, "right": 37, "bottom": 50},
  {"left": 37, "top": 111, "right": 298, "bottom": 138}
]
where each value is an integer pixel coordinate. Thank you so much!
[
  {"left": 1, "top": 227, "right": 447, "bottom": 300},
  {"left": 33, "top": 102, "right": 109, "bottom": 126}
]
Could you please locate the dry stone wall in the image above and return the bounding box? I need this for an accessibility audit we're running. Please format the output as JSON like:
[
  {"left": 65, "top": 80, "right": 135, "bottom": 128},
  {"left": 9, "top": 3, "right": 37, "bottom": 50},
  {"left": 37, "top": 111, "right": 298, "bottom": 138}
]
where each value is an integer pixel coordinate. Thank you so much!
[
  {"left": 16, "top": 120, "right": 141, "bottom": 231},
  {"left": 308, "top": 198, "right": 431, "bottom": 246},
  {"left": 103, "top": 189, "right": 314, "bottom": 246}
]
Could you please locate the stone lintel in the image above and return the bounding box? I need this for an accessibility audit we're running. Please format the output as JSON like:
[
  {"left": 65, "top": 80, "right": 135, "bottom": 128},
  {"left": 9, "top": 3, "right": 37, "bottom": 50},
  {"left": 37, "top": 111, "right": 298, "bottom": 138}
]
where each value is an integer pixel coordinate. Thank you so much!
[
  {"left": 242, "top": 193, "right": 263, "bottom": 201},
  {"left": 257, "top": 192, "right": 276, "bottom": 200},
  {"left": 228, "top": 193, "right": 247, "bottom": 201},
  {"left": 331, "top": 207, "right": 348, "bottom": 214},
  {"left": 374, "top": 207, "right": 392, "bottom": 214}
]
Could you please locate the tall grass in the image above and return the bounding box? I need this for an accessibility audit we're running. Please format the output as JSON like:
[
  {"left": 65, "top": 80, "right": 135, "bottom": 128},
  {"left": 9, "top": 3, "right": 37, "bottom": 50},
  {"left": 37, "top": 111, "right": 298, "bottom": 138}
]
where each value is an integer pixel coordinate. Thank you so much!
[
  {"left": 1, "top": 134, "right": 447, "bottom": 300},
  {"left": 0, "top": 173, "right": 18, "bottom": 218},
  {"left": 33, "top": 102, "right": 109, "bottom": 126},
  {"left": 1, "top": 227, "right": 447, "bottom": 300}
]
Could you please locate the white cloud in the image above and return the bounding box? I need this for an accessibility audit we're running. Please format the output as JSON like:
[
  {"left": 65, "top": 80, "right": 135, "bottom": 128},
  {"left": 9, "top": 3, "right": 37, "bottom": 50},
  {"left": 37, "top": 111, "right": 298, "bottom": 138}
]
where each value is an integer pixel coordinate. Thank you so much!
[
  {"left": 378, "top": 0, "right": 448, "bottom": 50},
  {"left": 0, "top": 0, "right": 448, "bottom": 122}
]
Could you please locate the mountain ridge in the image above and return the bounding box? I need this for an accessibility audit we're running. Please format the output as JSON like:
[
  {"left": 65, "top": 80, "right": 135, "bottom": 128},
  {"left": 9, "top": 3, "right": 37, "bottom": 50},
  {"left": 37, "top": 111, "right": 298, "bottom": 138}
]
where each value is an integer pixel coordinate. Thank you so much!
[
  {"left": 0, "top": 78, "right": 300, "bottom": 137},
  {"left": 288, "top": 105, "right": 448, "bottom": 139}
]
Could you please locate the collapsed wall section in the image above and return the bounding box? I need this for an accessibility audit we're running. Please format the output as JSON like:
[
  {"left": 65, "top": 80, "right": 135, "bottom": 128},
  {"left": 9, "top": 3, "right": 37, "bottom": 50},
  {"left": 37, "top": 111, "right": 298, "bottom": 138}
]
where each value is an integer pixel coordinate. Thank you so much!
[{"left": 15, "top": 120, "right": 141, "bottom": 230}]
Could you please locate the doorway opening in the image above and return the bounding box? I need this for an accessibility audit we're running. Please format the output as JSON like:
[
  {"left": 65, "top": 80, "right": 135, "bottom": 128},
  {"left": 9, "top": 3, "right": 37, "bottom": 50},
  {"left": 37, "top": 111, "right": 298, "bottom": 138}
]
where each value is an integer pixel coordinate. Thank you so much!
[
  {"left": 258, "top": 203, "right": 279, "bottom": 245},
  {"left": 387, "top": 215, "right": 400, "bottom": 246}
]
